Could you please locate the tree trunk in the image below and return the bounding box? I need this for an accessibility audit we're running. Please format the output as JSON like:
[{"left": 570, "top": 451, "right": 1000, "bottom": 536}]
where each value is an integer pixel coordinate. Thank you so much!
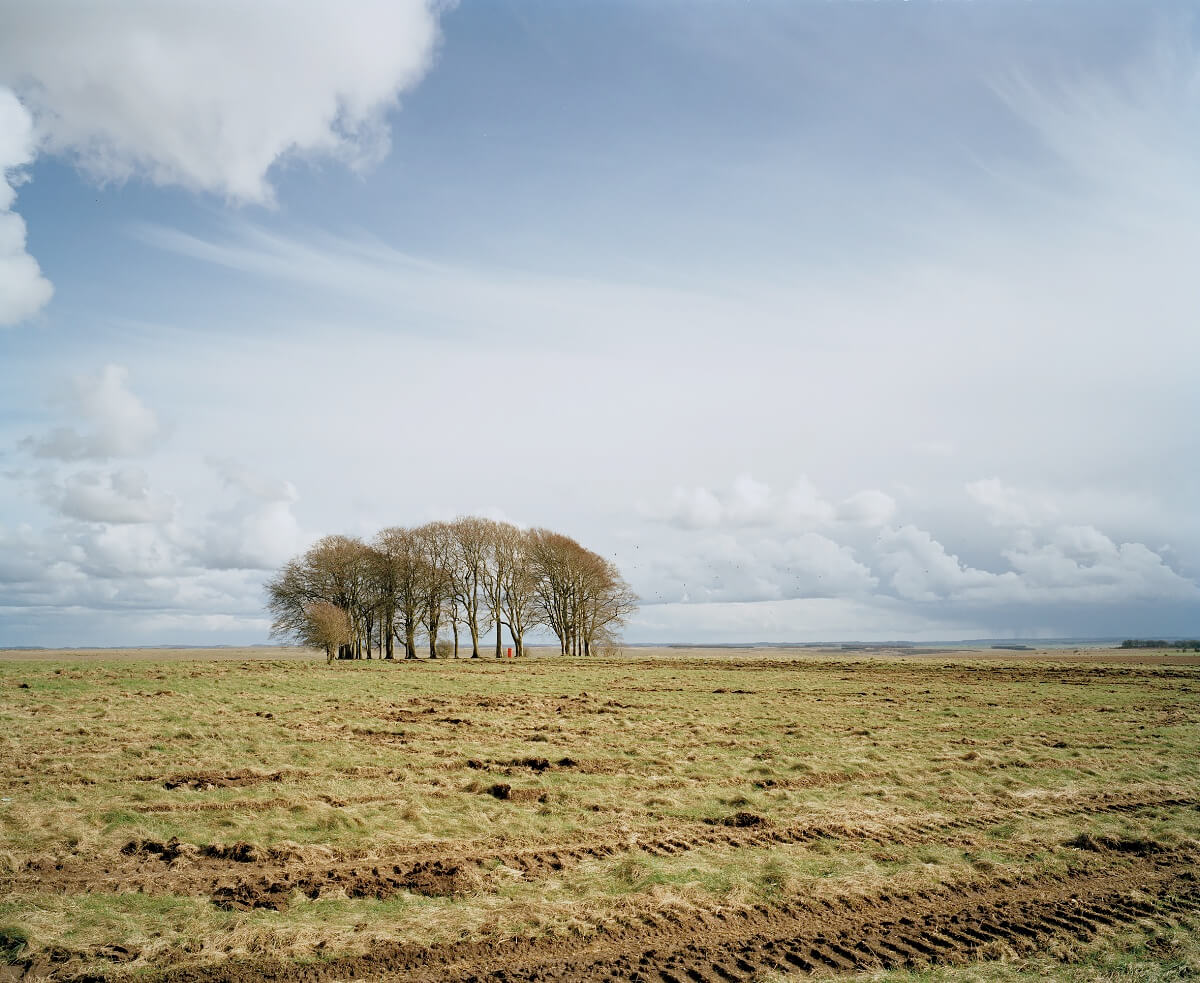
[
  {"left": 405, "top": 623, "right": 417, "bottom": 659},
  {"left": 452, "top": 621, "right": 459, "bottom": 658},
  {"left": 469, "top": 621, "right": 479, "bottom": 658}
]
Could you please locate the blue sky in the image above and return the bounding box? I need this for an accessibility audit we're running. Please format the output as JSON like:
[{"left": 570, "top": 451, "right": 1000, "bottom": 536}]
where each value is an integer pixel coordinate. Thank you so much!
[{"left": 1, "top": 0, "right": 1198, "bottom": 646}]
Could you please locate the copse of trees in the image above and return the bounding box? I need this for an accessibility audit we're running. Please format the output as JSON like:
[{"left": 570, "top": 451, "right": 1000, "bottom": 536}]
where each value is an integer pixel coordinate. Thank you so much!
[
  {"left": 1120, "top": 639, "right": 1200, "bottom": 651},
  {"left": 265, "top": 517, "right": 637, "bottom": 662}
]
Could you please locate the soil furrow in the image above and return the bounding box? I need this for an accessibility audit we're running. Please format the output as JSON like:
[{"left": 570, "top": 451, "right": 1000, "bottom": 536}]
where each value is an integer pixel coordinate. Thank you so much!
[
  {"left": 120, "top": 853, "right": 1200, "bottom": 983},
  {"left": 7, "top": 790, "right": 1194, "bottom": 911}
]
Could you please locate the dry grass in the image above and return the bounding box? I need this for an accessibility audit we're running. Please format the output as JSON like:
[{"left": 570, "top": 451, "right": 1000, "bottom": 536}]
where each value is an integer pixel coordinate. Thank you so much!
[{"left": 1, "top": 648, "right": 1197, "bottom": 979}]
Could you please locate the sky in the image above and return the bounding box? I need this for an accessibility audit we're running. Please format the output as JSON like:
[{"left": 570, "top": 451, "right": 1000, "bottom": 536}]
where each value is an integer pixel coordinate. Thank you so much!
[{"left": 1, "top": 0, "right": 1198, "bottom": 647}]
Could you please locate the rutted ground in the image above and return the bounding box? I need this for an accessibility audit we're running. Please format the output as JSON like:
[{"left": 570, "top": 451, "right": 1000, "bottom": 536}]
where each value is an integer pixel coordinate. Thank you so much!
[
  {"left": 1, "top": 649, "right": 1198, "bottom": 981},
  {"left": 150, "top": 849, "right": 1200, "bottom": 982},
  {"left": 9, "top": 787, "right": 1195, "bottom": 911}
]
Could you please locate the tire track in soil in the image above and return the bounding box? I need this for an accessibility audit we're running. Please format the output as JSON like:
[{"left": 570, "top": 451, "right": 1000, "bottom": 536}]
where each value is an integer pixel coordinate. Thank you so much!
[
  {"left": 455, "top": 788, "right": 1197, "bottom": 895},
  {"left": 7, "top": 790, "right": 1194, "bottom": 911},
  {"left": 573, "top": 876, "right": 1199, "bottom": 983},
  {"left": 139, "top": 851, "right": 1200, "bottom": 983}
]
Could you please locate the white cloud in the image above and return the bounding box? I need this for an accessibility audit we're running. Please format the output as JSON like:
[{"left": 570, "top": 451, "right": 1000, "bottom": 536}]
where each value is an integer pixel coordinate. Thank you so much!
[
  {"left": 634, "top": 528, "right": 876, "bottom": 606},
  {"left": 0, "top": 87, "right": 53, "bottom": 326},
  {"left": 51, "top": 467, "right": 175, "bottom": 524},
  {"left": 650, "top": 475, "right": 895, "bottom": 532},
  {"left": 0, "top": 1, "right": 442, "bottom": 204},
  {"left": 877, "top": 525, "right": 1014, "bottom": 603},
  {"left": 72, "top": 522, "right": 188, "bottom": 580},
  {"left": 726, "top": 473, "right": 771, "bottom": 522},
  {"left": 197, "top": 459, "right": 305, "bottom": 570},
  {"left": 875, "top": 521, "right": 1199, "bottom": 609},
  {"left": 208, "top": 456, "right": 297, "bottom": 504},
  {"left": 23, "top": 364, "right": 160, "bottom": 460},
  {"left": 836, "top": 489, "right": 896, "bottom": 527},
  {"left": 966, "top": 478, "right": 1058, "bottom": 528},
  {"left": 0, "top": 523, "right": 44, "bottom": 583},
  {"left": 1004, "top": 528, "right": 1198, "bottom": 603},
  {"left": 655, "top": 486, "right": 725, "bottom": 529},
  {"left": 0, "top": 1, "right": 444, "bottom": 328},
  {"left": 783, "top": 478, "right": 836, "bottom": 526},
  {"left": 652, "top": 474, "right": 837, "bottom": 530}
]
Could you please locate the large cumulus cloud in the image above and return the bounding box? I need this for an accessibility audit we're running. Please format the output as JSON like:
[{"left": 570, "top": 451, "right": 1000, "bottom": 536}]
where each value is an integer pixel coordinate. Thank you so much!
[{"left": 0, "top": 0, "right": 444, "bottom": 325}]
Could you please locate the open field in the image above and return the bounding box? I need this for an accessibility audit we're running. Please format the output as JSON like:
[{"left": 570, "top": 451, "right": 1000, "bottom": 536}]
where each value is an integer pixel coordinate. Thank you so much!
[{"left": 1, "top": 649, "right": 1198, "bottom": 981}]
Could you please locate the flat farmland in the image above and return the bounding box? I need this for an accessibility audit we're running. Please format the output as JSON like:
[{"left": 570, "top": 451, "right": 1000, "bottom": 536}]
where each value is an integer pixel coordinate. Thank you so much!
[{"left": 1, "top": 650, "right": 1198, "bottom": 981}]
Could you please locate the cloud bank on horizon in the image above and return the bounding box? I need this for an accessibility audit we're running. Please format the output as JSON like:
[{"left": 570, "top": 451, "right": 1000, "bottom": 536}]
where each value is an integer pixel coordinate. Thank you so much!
[{"left": 0, "top": 1, "right": 1197, "bottom": 646}]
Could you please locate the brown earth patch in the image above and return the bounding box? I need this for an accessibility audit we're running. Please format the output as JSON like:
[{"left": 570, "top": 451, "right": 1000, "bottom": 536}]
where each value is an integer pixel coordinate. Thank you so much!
[
  {"left": 467, "top": 756, "right": 580, "bottom": 774},
  {"left": 133, "top": 849, "right": 1200, "bottom": 982},
  {"left": 483, "top": 783, "right": 548, "bottom": 804},
  {"left": 1066, "top": 833, "right": 1180, "bottom": 856},
  {"left": 211, "top": 857, "right": 478, "bottom": 910},
  {"left": 148, "top": 770, "right": 291, "bottom": 791},
  {"left": 709, "top": 811, "right": 771, "bottom": 828},
  {"left": 346, "top": 727, "right": 408, "bottom": 741}
]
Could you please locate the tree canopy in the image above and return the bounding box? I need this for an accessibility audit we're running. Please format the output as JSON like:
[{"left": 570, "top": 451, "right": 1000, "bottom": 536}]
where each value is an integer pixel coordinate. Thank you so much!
[{"left": 265, "top": 518, "right": 636, "bottom": 660}]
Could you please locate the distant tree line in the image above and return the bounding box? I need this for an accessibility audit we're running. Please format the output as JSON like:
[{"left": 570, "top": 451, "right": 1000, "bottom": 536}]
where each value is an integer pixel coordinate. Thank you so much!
[
  {"left": 1119, "top": 639, "right": 1200, "bottom": 651},
  {"left": 266, "top": 518, "right": 638, "bottom": 662}
]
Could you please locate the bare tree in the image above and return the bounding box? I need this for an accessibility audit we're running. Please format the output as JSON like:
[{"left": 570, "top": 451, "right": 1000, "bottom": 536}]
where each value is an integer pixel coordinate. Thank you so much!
[
  {"left": 578, "top": 555, "right": 638, "bottom": 655},
  {"left": 526, "top": 530, "right": 637, "bottom": 656},
  {"left": 376, "top": 526, "right": 426, "bottom": 659},
  {"left": 414, "top": 522, "right": 454, "bottom": 658},
  {"left": 528, "top": 528, "right": 585, "bottom": 655},
  {"left": 265, "top": 535, "right": 372, "bottom": 659},
  {"left": 496, "top": 526, "right": 541, "bottom": 656},
  {"left": 366, "top": 543, "right": 397, "bottom": 659},
  {"left": 480, "top": 519, "right": 517, "bottom": 658},
  {"left": 303, "top": 601, "right": 351, "bottom": 663},
  {"left": 449, "top": 516, "right": 491, "bottom": 658}
]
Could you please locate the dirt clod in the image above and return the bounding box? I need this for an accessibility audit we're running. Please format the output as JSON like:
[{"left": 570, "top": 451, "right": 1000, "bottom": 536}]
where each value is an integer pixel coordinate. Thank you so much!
[
  {"left": 160, "top": 770, "right": 284, "bottom": 791},
  {"left": 405, "top": 860, "right": 472, "bottom": 897},
  {"left": 0, "top": 925, "right": 30, "bottom": 964},
  {"left": 1065, "top": 833, "right": 1171, "bottom": 855},
  {"left": 121, "top": 838, "right": 197, "bottom": 862},
  {"left": 720, "top": 811, "right": 771, "bottom": 828},
  {"left": 204, "top": 842, "right": 265, "bottom": 863},
  {"left": 487, "top": 783, "right": 512, "bottom": 800}
]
